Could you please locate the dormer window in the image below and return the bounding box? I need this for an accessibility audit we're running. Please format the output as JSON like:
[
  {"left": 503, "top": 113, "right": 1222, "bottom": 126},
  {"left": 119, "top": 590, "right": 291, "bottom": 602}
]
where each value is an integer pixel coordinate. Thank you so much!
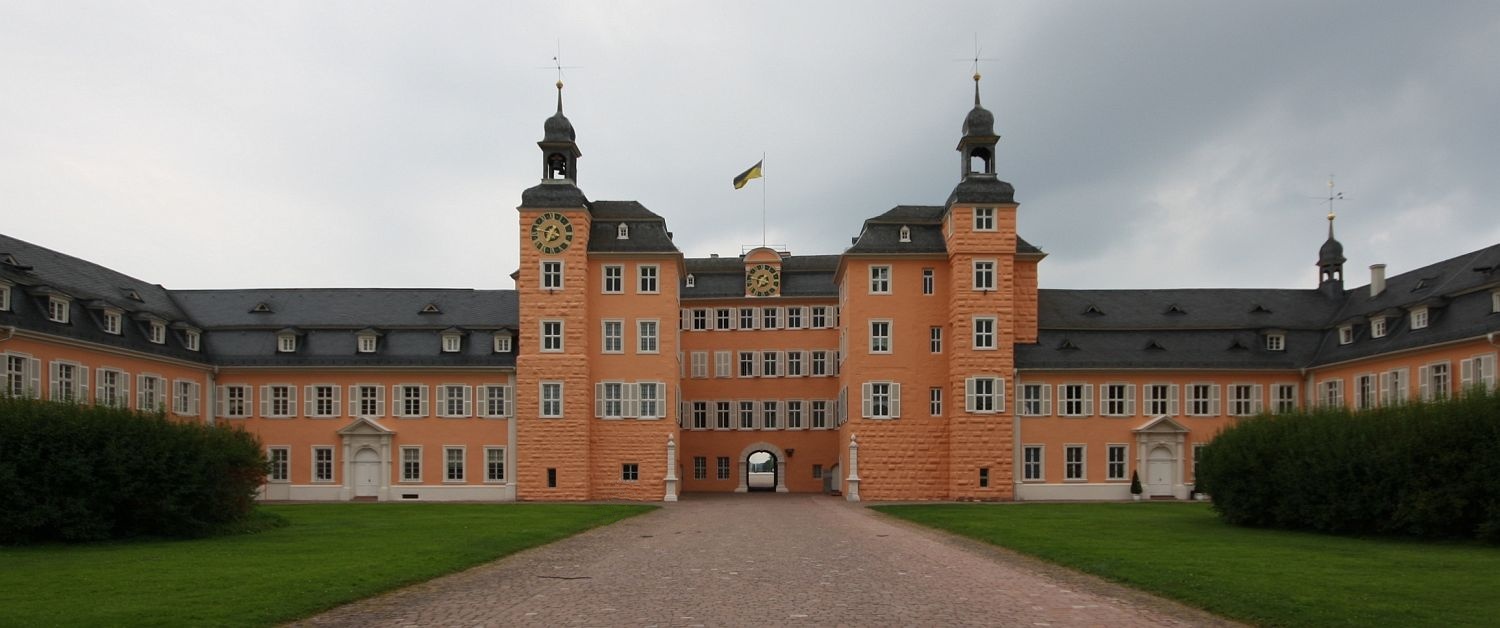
[
  {"left": 1265, "top": 333, "right": 1285, "bottom": 352},
  {"left": 47, "top": 296, "right": 70, "bottom": 323},
  {"left": 0, "top": 282, "right": 10, "bottom": 311},
  {"left": 685, "top": 274, "right": 696, "bottom": 288},
  {"left": 1492, "top": 291, "right": 1499, "bottom": 313},
  {"left": 277, "top": 333, "right": 298, "bottom": 353},
  {"left": 1411, "top": 307, "right": 1429, "bottom": 330},
  {"left": 1338, "top": 325, "right": 1354, "bottom": 345},
  {"left": 617, "top": 223, "right": 629, "bottom": 239},
  {"left": 149, "top": 321, "right": 166, "bottom": 345},
  {"left": 103, "top": 310, "right": 122, "bottom": 335},
  {"left": 973, "top": 207, "right": 996, "bottom": 231},
  {"left": 493, "top": 333, "right": 512, "bottom": 353},
  {"left": 125, "top": 289, "right": 143, "bottom": 302},
  {"left": 442, "top": 333, "right": 462, "bottom": 353},
  {"left": 1370, "top": 318, "right": 1388, "bottom": 338},
  {"left": 184, "top": 330, "right": 200, "bottom": 351},
  {"left": 358, "top": 334, "right": 378, "bottom": 353},
  {"left": 420, "top": 303, "right": 441, "bottom": 314},
  {"left": 251, "top": 302, "right": 273, "bottom": 313},
  {"left": 899, "top": 226, "right": 911, "bottom": 242}
]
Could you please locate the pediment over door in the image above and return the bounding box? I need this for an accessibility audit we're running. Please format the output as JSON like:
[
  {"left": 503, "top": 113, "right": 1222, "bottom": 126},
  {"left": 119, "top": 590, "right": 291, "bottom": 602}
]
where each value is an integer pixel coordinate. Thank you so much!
[
  {"left": 1134, "top": 415, "right": 1190, "bottom": 434},
  {"left": 337, "top": 416, "right": 395, "bottom": 436}
]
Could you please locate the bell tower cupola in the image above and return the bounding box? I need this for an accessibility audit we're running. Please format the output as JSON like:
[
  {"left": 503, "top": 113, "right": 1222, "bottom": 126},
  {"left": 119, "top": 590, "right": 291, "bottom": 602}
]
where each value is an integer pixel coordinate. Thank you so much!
[
  {"left": 957, "top": 73, "right": 999, "bottom": 181},
  {"left": 1318, "top": 209, "right": 1346, "bottom": 298},
  {"left": 539, "top": 80, "right": 581, "bottom": 183}
]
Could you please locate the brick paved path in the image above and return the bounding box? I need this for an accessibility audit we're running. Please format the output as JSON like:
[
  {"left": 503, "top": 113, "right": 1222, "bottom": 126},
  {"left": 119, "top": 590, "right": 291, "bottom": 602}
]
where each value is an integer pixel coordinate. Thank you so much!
[{"left": 294, "top": 494, "right": 1237, "bottom": 627}]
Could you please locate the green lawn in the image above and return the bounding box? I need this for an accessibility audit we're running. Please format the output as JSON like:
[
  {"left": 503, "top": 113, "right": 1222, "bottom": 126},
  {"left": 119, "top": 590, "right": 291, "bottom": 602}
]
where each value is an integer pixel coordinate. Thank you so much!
[
  {"left": 873, "top": 502, "right": 1500, "bottom": 628},
  {"left": 0, "top": 503, "right": 653, "bottom": 627}
]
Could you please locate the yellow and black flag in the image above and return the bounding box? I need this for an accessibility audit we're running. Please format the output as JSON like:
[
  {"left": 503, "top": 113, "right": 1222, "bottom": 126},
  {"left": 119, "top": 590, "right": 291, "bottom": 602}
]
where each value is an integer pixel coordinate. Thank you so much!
[{"left": 733, "top": 160, "right": 763, "bottom": 189}]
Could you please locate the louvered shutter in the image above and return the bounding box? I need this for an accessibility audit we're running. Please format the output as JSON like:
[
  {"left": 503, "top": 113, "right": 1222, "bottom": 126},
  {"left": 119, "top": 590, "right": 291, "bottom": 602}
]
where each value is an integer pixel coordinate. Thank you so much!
[
  {"left": 1040, "top": 384, "right": 1052, "bottom": 415},
  {"left": 595, "top": 382, "right": 605, "bottom": 418},
  {"left": 77, "top": 367, "right": 88, "bottom": 404},
  {"left": 288, "top": 385, "right": 299, "bottom": 417},
  {"left": 680, "top": 309, "right": 690, "bottom": 331},
  {"left": 1210, "top": 385, "right": 1221, "bottom": 415},
  {"left": 996, "top": 378, "right": 1006, "bottom": 414},
  {"left": 375, "top": 386, "right": 386, "bottom": 417},
  {"left": 1082, "top": 384, "right": 1094, "bottom": 416},
  {"left": 418, "top": 385, "right": 428, "bottom": 416},
  {"left": 890, "top": 383, "right": 901, "bottom": 418},
  {"left": 347, "top": 385, "right": 358, "bottom": 416},
  {"left": 49, "top": 362, "right": 59, "bottom": 401},
  {"left": 1168, "top": 384, "right": 1180, "bottom": 415},
  {"left": 190, "top": 382, "right": 200, "bottom": 416},
  {"left": 1252, "top": 384, "right": 1264, "bottom": 413},
  {"left": 626, "top": 383, "right": 640, "bottom": 418},
  {"left": 1460, "top": 359, "right": 1475, "bottom": 388},
  {"left": 260, "top": 385, "right": 271, "bottom": 417},
  {"left": 303, "top": 385, "right": 314, "bottom": 417},
  {"left": 217, "top": 386, "right": 227, "bottom": 417},
  {"left": 964, "top": 378, "right": 977, "bottom": 413},
  {"left": 1419, "top": 366, "right": 1431, "bottom": 400},
  {"left": 1484, "top": 355, "right": 1498, "bottom": 389},
  {"left": 1125, "top": 384, "right": 1136, "bottom": 415},
  {"left": 1378, "top": 373, "right": 1390, "bottom": 406},
  {"left": 462, "top": 385, "right": 472, "bottom": 417},
  {"left": 332, "top": 385, "right": 342, "bottom": 416},
  {"left": 861, "top": 383, "right": 873, "bottom": 418}
]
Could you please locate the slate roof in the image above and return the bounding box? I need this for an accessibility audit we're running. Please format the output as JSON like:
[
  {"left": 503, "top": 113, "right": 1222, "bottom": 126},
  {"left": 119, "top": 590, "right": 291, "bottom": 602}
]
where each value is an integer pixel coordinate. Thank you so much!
[
  {"left": 947, "top": 176, "right": 1016, "bottom": 205},
  {"left": 1017, "top": 329, "right": 1323, "bottom": 370},
  {"left": 199, "top": 328, "right": 516, "bottom": 368},
  {"left": 586, "top": 201, "right": 680, "bottom": 254},
  {"left": 0, "top": 233, "right": 206, "bottom": 362},
  {"left": 1036, "top": 289, "right": 1339, "bottom": 331},
  {"left": 682, "top": 255, "right": 840, "bottom": 299},
  {"left": 845, "top": 205, "right": 1042, "bottom": 255},
  {"left": 519, "top": 181, "right": 589, "bottom": 208}
]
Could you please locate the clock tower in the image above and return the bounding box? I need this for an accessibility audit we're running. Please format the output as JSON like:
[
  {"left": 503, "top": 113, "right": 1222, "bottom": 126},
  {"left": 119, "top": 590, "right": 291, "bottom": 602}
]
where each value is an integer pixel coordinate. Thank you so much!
[{"left": 743, "top": 247, "right": 783, "bottom": 297}]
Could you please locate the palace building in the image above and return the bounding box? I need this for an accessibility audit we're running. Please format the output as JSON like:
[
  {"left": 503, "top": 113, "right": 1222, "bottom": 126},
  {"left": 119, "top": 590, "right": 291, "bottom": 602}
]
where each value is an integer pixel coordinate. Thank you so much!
[{"left": 2, "top": 77, "right": 1497, "bottom": 502}]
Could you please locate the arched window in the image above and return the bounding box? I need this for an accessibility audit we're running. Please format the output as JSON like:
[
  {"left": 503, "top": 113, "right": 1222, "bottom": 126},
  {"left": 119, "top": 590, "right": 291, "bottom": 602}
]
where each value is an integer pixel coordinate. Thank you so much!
[
  {"left": 968, "top": 147, "right": 992, "bottom": 174},
  {"left": 685, "top": 274, "right": 696, "bottom": 288},
  {"left": 617, "top": 223, "right": 629, "bottom": 239},
  {"left": 898, "top": 226, "right": 911, "bottom": 243}
]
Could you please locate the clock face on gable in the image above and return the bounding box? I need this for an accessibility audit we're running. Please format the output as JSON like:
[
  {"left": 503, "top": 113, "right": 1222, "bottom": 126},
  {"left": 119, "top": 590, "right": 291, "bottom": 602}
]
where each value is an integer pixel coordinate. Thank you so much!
[
  {"left": 529, "top": 212, "right": 574, "bottom": 254},
  {"left": 745, "top": 263, "right": 781, "bottom": 297}
]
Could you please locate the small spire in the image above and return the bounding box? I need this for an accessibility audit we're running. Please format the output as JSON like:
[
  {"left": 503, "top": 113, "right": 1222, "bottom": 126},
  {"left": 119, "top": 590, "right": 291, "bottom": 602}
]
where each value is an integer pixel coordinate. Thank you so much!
[
  {"left": 555, "top": 80, "right": 564, "bottom": 114},
  {"left": 973, "top": 72, "right": 982, "bottom": 106}
]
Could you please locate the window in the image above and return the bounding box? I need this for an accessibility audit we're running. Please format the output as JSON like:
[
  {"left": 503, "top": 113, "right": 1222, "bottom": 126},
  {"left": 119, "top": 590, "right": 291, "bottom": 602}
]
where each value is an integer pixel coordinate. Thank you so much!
[
  {"left": 1421, "top": 362, "right": 1450, "bottom": 401},
  {"left": 1494, "top": 291, "right": 1500, "bottom": 313},
  {"left": 1060, "top": 383, "right": 1092, "bottom": 416},
  {"left": 685, "top": 274, "right": 694, "bottom": 288},
  {"left": 811, "top": 401, "right": 829, "bottom": 429},
  {"left": 690, "top": 309, "right": 709, "bottom": 331},
  {"left": 541, "top": 320, "right": 564, "bottom": 352},
  {"left": 0, "top": 284, "right": 8, "bottom": 311},
  {"left": 439, "top": 384, "right": 471, "bottom": 417},
  {"left": 590, "top": 319, "right": 619, "bottom": 354},
  {"left": 761, "top": 307, "right": 781, "bottom": 330},
  {"left": 690, "top": 401, "right": 708, "bottom": 429},
  {"left": 973, "top": 207, "right": 995, "bottom": 231},
  {"left": 862, "top": 381, "right": 899, "bottom": 419},
  {"left": 103, "top": 310, "right": 122, "bottom": 334},
  {"left": 977, "top": 467, "right": 990, "bottom": 488},
  {"left": 1460, "top": 354, "right": 1497, "bottom": 391},
  {"left": 693, "top": 456, "right": 707, "bottom": 480},
  {"left": 542, "top": 382, "right": 563, "bottom": 417},
  {"left": 717, "top": 456, "right": 731, "bottom": 480},
  {"left": 930, "top": 326, "right": 943, "bottom": 353},
  {"left": 973, "top": 260, "right": 995, "bottom": 291},
  {"left": 442, "top": 333, "right": 462, "bottom": 353},
  {"left": 1355, "top": 374, "right": 1375, "bottom": 410},
  {"left": 394, "top": 384, "right": 427, "bottom": 417},
  {"left": 811, "top": 307, "right": 828, "bottom": 328},
  {"left": 301, "top": 384, "right": 335, "bottom": 417},
  {"left": 277, "top": 333, "right": 297, "bottom": 353},
  {"left": 964, "top": 376, "right": 1004, "bottom": 413},
  {"left": 786, "top": 400, "right": 803, "bottom": 428},
  {"left": 148, "top": 322, "right": 166, "bottom": 344},
  {"left": 786, "top": 306, "right": 804, "bottom": 329},
  {"left": 493, "top": 334, "right": 512, "bottom": 353},
  {"left": 1192, "top": 444, "right": 1206, "bottom": 480},
  {"left": 1338, "top": 325, "right": 1354, "bottom": 345},
  {"left": 739, "top": 401, "right": 755, "bottom": 429},
  {"left": 869, "top": 265, "right": 891, "bottom": 294},
  {"left": 1107, "top": 445, "right": 1127, "bottom": 480},
  {"left": 481, "top": 384, "right": 511, "bottom": 418},
  {"left": 185, "top": 328, "right": 201, "bottom": 349},
  {"left": 541, "top": 260, "right": 563, "bottom": 290},
  {"left": 1380, "top": 370, "right": 1406, "bottom": 407},
  {"left": 637, "top": 320, "right": 659, "bottom": 353},
  {"left": 47, "top": 296, "right": 69, "bottom": 323},
  {"left": 268, "top": 448, "right": 289, "bottom": 482},
  {"left": 445, "top": 447, "right": 465, "bottom": 482},
  {"left": 714, "top": 351, "right": 731, "bottom": 378},
  {"left": 637, "top": 264, "right": 659, "bottom": 293},
  {"left": 1064, "top": 445, "right": 1085, "bottom": 480},
  {"left": 715, "top": 401, "right": 732, "bottom": 429},
  {"left": 739, "top": 307, "right": 757, "bottom": 329},
  {"left": 602, "top": 265, "right": 623, "bottom": 294},
  {"left": 1102, "top": 383, "right": 1133, "bottom": 416},
  {"left": 355, "top": 384, "right": 384, "bottom": 417},
  {"left": 715, "top": 308, "right": 733, "bottom": 330},
  {"left": 687, "top": 351, "right": 707, "bottom": 379},
  {"left": 617, "top": 223, "right": 629, "bottom": 239},
  {"left": 922, "top": 268, "right": 934, "bottom": 295},
  {"left": 972, "top": 316, "right": 996, "bottom": 350},
  {"left": 813, "top": 464, "right": 823, "bottom": 479},
  {"left": 1322, "top": 379, "right": 1344, "bottom": 407},
  {"left": 1411, "top": 307, "right": 1429, "bottom": 330},
  {"left": 4, "top": 354, "right": 39, "bottom": 399},
  {"left": 786, "top": 351, "right": 804, "bottom": 377},
  {"left": 760, "top": 351, "right": 780, "bottom": 377},
  {"left": 261, "top": 384, "right": 294, "bottom": 417},
  {"left": 929, "top": 387, "right": 943, "bottom": 416},
  {"left": 597, "top": 382, "right": 626, "bottom": 418},
  {"left": 135, "top": 376, "right": 163, "bottom": 416},
  {"left": 49, "top": 361, "right": 84, "bottom": 403},
  {"left": 98, "top": 369, "right": 128, "bottom": 409},
  {"left": 739, "top": 351, "right": 756, "bottom": 378},
  {"left": 638, "top": 382, "right": 663, "bottom": 419},
  {"left": 1020, "top": 383, "right": 1050, "bottom": 416},
  {"left": 401, "top": 447, "right": 422, "bottom": 482},
  {"left": 762, "top": 401, "right": 779, "bottom": 429},
  {"left": 313, "top": 447, "right": 334, "bottom": 482},
  {"left": 1229, "top": 384, "right": 1262, "bottom": 416},
  {"left": 811, "top": 351, "right": 829, "bottom": 377},
  {"left": 869, "top": 320, "right": 891, "bottom": 353},
  {"left": 1265, "top": 333, "right": 1285, "bottom": 351},
  {"left": 1274, "top": 383, "right": 1298, "bottom": 413},
  {"left": 898, "top": 225, "right": 911, "bottom": 242},
  {"left": 621, "top": 463, "right": 639, "bottom": 481},
  {"left": 1022, "top": 445, "right": 1043, "bottom": 481},
  {"left": 1188, "top": 383, "right": 1219, "bottom": 416},
  {"left": 1371, "top": 318, "right": 1388, "bottom": 338},
  {"left": 358, "top": 334, "right": 378, "bottom": 353},
  {"left": 486, "top": 448, "right": 506, "bottom": 482},
  {"left": 1146, "top": 384, "right": 1177, "bottom": 415}
]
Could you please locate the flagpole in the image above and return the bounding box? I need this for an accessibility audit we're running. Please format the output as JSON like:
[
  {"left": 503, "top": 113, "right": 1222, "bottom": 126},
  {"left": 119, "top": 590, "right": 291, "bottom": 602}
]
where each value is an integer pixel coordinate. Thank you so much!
[{"left": 761, "top": 152, "right": 767, "bottom": 247}]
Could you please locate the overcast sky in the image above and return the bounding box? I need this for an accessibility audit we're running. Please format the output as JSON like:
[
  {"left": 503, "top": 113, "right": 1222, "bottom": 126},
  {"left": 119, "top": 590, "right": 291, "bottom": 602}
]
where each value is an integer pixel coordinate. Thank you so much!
[{"left": 3, "top": 1, "right": 1497, "bottom": 292}]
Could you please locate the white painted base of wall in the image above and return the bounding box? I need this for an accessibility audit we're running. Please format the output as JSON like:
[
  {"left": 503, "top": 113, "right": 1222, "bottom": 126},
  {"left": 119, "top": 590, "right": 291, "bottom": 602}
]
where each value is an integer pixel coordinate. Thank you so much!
[
  {"left": 258, "top": 483, "right": 516, "bottom": 502},
  {"left": 1016, "top": 482, "right": 1191, "bottom": 501}
]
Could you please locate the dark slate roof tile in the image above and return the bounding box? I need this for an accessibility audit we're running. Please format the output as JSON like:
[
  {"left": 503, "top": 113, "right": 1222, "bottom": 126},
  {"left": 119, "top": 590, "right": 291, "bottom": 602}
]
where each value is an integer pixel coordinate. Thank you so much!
[
  {"left": 947, "top": 176, "right": 1016, "bottom": 205},
  {"left": 1017, "top": 329, "right": 1320, "bottom": 370},
  {"left": 1038, "top": 288, "right": 1339, "bottom": 330},
  {"left": 519, "top": 182, "right": 589, "bottom": 208},
  {"left": 173, "top": 289, "right": 518, "bottom": 329}
]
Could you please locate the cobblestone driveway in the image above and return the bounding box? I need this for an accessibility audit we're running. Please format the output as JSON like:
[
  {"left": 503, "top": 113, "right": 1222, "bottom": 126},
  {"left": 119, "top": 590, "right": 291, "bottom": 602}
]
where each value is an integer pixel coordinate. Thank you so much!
[{"left": 295, "top": 494, "right": 1236, "bottom": 627}]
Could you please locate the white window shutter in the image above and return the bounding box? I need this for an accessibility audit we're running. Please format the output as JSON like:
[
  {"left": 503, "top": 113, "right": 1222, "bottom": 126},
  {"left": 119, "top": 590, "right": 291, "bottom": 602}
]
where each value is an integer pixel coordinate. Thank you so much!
[
  {"left": 376, "top": 386, "right": 386, "bottom": 417},
  {"left": 861, "top": 382, "right": 873, "bottom": 418},
  {"left": 288, "top": 385, "right": 299, "bottom": 417},
  {"left": 1041, "top": 384, "right": 1052, "bottom": 415},
  {"left": 964, "top": 378, "right": 977, "bottom": 413},
  {"left": 260, "top": 385, "right": 271, "bottom": 417},
  {"left": 626, "top": 383, "right": 640, "bottom": 418},
  {"left": 77, "top": 367, "right": 89, "bottom": 403},
  {"left": 996, "top": 378, "right": 1006, "bottom": 413},
  {"left": 891, "top": 383, "right": 902, "bottom": 418},
  {"left": 1125, "top": 384, "right": 1136, "bottom": 415},
  {"left": 1083, "top": 384, "right": 1094, "bottom": 416},
  {"left": 463, "top": 386, "right": 473, "bottom": 417},
  {"left": 346, "top": 385, "right": 357, "bottom": 416},
  {"left": 1252, "top": 384, "right": 1264, "bottom": 413},
  {"left": 1460, "top": 359, "right": 1475, "bottom": 388},
  {"left": 190, "top": 383, "right": 200, "bottom": 415},
  {"left": 1378, "top": 373, "right": 1391, "bottom": 406},
  {"left": 595, "top": 382, "right": 604, "bottom": 418},
  {"left": 303, "top": 385, "right": 314, "bottom": 417},
  {"left": 216, "top": 385, "right": 227, "bottom": 417},
  {"left": 1211, "top": 385, "right": 1221, "bottom": 415},
  {"left": 49, "top": 362, "right": 60, "bottom": 401},
  {"left": 418, "top": 385, "right": 428, "bottom": 417},
  {"left": 1419, "top": 366, "right": 1431, "bottom": 400},
  {"left": 1483, "top": 355, "right": 1498, "bottom": 388}
]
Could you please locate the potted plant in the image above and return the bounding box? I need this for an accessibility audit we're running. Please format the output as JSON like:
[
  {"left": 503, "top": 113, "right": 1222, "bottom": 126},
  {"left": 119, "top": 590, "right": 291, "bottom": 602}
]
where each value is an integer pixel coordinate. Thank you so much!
[{"left": 1130, "top": 470, "right": 1143, "bottom": 501}]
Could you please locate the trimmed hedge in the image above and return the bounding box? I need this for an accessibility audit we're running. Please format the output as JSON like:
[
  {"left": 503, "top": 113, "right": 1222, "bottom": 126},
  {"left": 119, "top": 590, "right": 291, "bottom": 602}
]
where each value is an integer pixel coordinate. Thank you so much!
[
  {"left": 1197, "top": 388, "right": 1500, "bottom": 542},
  {"left": 0, "top": 396, "right": 267, "bottom": 544}
]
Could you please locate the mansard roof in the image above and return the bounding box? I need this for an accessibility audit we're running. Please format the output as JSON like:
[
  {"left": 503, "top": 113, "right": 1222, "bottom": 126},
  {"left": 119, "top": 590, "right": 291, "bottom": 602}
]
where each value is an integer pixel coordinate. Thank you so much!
[
  {"left": 586, "top": 200, "right": 680, "bottom": 254},
  {"left": 1037, "top": 288, "right": 1338, "bottom": 330},
  {"left": 172, "top": 288, "right": 517, "bottom": 329},
  {"left": 1017, "top": 329, "right": 1323, "bottom": 370},
  {"left": 199, "top": 328, "right": 516, "bottom": 368},
  {"left": 845, "top": 205, "right": 1041, "bottom": 255},
  {"left": 681, "top": 255, "right": 839, "bottom": 299}
]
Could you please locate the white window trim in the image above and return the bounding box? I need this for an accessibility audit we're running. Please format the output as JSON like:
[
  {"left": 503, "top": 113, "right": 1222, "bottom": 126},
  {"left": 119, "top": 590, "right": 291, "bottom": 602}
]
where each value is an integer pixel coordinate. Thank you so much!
[
  {"left": 602, "top": 264, "right": 624, "bottom": 294},
  {"left": 636, "top": 319, "right": 660, "bottom": 354},
  {"left": 393, "top": 383, "right": 429, "bottom": 418},
  {"left": 637, "top": 264, "right": 660, "bottom": 294},
  {"left": 972, "top": 259, "right": 997, "bottom": 291},
  {"left": 540, "top": 259, "right": 564, "bottom": 291},
  {"left": 868, "top": 265, "right": 892, "bottom": 295},
  {"left": 1058, "top": 383, "right": 1094, "bottom": 417},
  {"left": 102, "top": 310, "right": 123, "bottom": 335},
  {"left": 860, "top": 380, "right": 901, "bottom": 419},
  {"left": 1338, "top": 325, "right": 1354, "bottom": 345},
  {"left": 972, "top": 315, "right": 997, "bottom": 350},
  {"left": 483, "top": 446, "right": 507, "bottom": 483},
  {"left": 1063, "top": 444, "right": 1087, "bottom": 482},
  {"left": 539, "top": 381, "right": 564, "bottom": 418},
  {"left": 492, "top": 333, "right": 512, "bottom": 353},
  {"left": 149, "top": 321, "right": 167, "bottom": 345},
  {"left": 400, "top": 445, "right": 423, "bottom": 483},
  {"left": 1410, "top": 307, "right": 1429, "bottom": 330},
  {"left": 312, "top": 446, "right": 336, "bottom": 483},
  {"left": 443, "top": 446, "right": 466, "bottom": 483},
  {"left": 1105, "top": 443, "right": 1129, "bottom": 481},
  {"left": 441, "top": 333, "right": 463, "bottom": 353},
  {"left": 267, "top": 446, "right": 291, "bottom": 483},
  {"left": 1186, "top": 382, "right": 1221, "bottom": 416},
  {"left": 1022, "top": 444, "right": 1044, "bottom": 482},
  {"left": 1370, "top": 317, "right": 1388, "bottom": 339},
  {"left": 1100, "top": 382, "right": 1135, "bottom": 417},
  {"left": 541, "top": 320, "right": 564, "bottom": 353},
  {"left": 0, "top": 282, "right": 10, "bottom": 312},
  {"left": 1265, "top": 333, "right": 1285, "bottom": 352},
  {"left": 277, "top": 334, "right": 297, "bottom": 353},
  {"left": 47, "top": 295, "right": 71, "bottom": 323},
  {"left": 436, "top": 383, "right": 473, "bottom": 418},
  {"left": 869, "top": 319, "right": 893, "bottom": 354},
  {"left": 973, "top": 207, "right": 996, "bottom": 231}
]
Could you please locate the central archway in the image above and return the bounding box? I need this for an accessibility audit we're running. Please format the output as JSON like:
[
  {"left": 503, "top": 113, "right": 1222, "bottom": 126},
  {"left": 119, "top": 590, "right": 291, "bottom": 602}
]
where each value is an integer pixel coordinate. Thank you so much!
[
  {"left": 746, "top": 451, "right": 778, "bottom": 492},
  {"left": 734, "top": 441, "right": 789, "bottom": 493}
]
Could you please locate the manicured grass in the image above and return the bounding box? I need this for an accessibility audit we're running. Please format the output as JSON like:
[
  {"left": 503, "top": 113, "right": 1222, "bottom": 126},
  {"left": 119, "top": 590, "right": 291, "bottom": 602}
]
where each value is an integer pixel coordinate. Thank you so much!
[
  {"left": 0, "top": 503, "right": 654, "bottom": 627},
  {"left": 874, "top": 502, "right": 1500, "bottom": 627}
]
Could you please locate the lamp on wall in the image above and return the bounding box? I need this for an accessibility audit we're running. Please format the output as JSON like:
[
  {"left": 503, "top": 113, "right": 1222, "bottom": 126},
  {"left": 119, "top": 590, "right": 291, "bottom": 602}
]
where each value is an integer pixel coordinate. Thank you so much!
[{"left": 786, "top": 448, "right": 795, "bottom": 457}]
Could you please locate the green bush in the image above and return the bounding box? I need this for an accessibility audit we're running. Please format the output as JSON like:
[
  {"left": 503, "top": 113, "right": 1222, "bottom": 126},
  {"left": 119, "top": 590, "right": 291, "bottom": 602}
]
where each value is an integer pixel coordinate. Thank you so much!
[
  {"left": 0, "top": 396, "right": 268, "bottom": 544},
  {"left": 1198, "top": 388, "right": 1500, "bottom": 542}
]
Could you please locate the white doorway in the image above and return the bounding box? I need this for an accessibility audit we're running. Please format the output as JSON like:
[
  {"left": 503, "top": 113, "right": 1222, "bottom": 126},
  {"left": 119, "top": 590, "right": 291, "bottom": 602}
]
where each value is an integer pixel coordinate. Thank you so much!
[
  {"left": 1147, "top": 446, "right": 1174, "bottom": 497},
  {"left": 354, "top": 448, "right": 380, "bottom": 497}
]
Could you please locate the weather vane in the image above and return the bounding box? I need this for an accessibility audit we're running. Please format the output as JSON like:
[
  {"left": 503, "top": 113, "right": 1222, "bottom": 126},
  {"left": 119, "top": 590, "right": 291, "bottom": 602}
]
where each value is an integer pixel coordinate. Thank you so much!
[
  {"left": 539, "top": 40, "right": 581, "bottom": 86},
  {"left": 955, "top": 34, "right": 997, "bottom": 80},
  {"left": 1323, "top": 175, "right": 1344, "bottom": 222}
]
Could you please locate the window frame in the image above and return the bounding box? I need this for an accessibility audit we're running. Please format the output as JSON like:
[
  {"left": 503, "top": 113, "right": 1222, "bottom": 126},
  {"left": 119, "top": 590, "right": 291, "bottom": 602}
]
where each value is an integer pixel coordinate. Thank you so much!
[
  {"left": 869, "top": 320, "right": 892, "bottom": 354},
  {"left": 541, "top": 320, "right": 564, "bottom": 352},
  {"left": 485, "top": 447, "right": 506, "bottom": 483},
  {"left": 102, "top": 310, "right": 122, "bottom": 335},
  {"left": 602, "top": 264, "right": 624, "bottom": 294},
  {"left": 1063, "top": 444, "right": 1086, "bottom": 481},
  {"left": 868, "top": 265, "right": 892, "bottom": 295},
  {"left": 930, "top": 326, "right": 942, "bottom": 353},
  {"left": 636, "top": 319, "right": 659, "bottom": 354},
  {"left": 400, "top": 446, "right": 422, "bottom": 482},
  {"left": 267, "top": 447, "right": 290, "bottom": 482},
  {"left": 636, "top": 264, "right": 660, "bottom": 294},
  {"left": 973, "top": 207, "right": 996, "bottom": 231},
  {"left": 540, "top": 259, "right": 564, "bottom": 290},
  {"left": 601, "top": 319, "right": 624, "bottom": 354},
  {"left": 1411, "top": 307, "right": 1429, "bottom": 330},
  {"left": 1106, "top": 444, "right": 1128, "bottom": 481},
  {"left": 1022, "top": 445, "right": 1044, "bottom": 482},
  {"left": 922, "top": 268, "right": 934, "bottom": 295},
  {"left": 972, "top": 259, "right": 996, "bottom": 291},
  {"left": 972, "top": 316, "right": 996, "bottom": 350},
  {"left": 540, "top": 382, "right": 563, "bottom": 418},
  {"left": 312, "top": 446, "right": 335, "bottom": 483},
  {"left": 444, "top": 446, "right": 466, "bottom": 483},
  {"left": 46, "top": 296, "right": 70, "bottom": 323}
]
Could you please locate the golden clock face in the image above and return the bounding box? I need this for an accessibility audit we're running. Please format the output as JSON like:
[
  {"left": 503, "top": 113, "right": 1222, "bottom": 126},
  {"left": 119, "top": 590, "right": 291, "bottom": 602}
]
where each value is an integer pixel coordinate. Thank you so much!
[
  {"left": 529, "top": 212, "right": 573, "bottom": 254},
  {"left": 745, "top": 263, "right": 780, "bottom": 297}
]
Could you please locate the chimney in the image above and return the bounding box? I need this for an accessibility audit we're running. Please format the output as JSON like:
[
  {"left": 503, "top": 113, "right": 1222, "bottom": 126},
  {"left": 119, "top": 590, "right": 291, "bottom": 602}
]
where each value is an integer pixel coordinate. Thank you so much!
[{"left": 1370, "top": 264, "right": 1386, "bottom": 298}]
